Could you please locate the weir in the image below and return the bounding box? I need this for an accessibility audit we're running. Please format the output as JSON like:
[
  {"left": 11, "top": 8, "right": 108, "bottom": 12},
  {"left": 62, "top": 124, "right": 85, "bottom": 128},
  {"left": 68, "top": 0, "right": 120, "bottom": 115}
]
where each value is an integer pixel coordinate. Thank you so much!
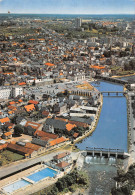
[
  {"left": 101, "top": 91, "right": 127, "bottom": 96},
  {"left": 85, "top": 147, "right": 129, "bottom": 159}
]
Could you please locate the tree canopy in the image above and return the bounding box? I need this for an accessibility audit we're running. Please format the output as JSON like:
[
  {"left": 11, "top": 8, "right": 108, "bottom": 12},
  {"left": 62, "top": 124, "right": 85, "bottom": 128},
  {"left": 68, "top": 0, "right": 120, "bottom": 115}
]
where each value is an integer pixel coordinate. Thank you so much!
[{"left": 14, "top": 124, "right": 24, "bottom": 136}]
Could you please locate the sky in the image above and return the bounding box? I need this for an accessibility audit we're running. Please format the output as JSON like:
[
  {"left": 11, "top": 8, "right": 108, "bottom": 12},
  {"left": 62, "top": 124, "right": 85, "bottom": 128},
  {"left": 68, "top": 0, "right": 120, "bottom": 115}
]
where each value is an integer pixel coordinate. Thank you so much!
[{"left": 0, "top": 0, "right": 135, "bottom": 14}]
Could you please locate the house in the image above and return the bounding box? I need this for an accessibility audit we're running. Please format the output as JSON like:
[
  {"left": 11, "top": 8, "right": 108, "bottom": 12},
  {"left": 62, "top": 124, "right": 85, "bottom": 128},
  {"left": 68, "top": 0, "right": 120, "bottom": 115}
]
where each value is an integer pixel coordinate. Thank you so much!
[
  {"left": 2, "top": 132, "right": 12, "bottom": 139},
  {"left": 28, "top": 100, "right": 39, "bottom": 105},
  {"left": 53, "top": 152, "right": 71, "bottom": 163},
  {"left": 7, "top": 143, "right": 37, "bottom": 158},
  {"left": 18, "top": 99, "right": 23, "bottom": 104},
  {"left": 34, "top": 130, "right": 58, "bottom": 140},
  {"left": 73, "top": 132, "right": 79, "bottom": 139},
  {"left": 8, "top": 105, "right": 17, "bottom": 111},
  {"left": 42, "top": 110, "right": 50, "bottom": 118},
  {"left": 9, "top": 101, "right": 16, "bottom": 106},
  {"left": 31, "top": 138, "right": 48, "bottom": 147},
  {"left": 66, "top": 123, "right": 76, "bottom": 132},
  {"left": 15, "top": 116, "right": 27, "bottom": 126},
  {"left": 68, "top": 120, "right": 88, "bottom": 128},
  {"left": 18, "top": 82, "right": 26, "bottom": 86},
  {"left": 53, "top": 103, "right": 67, "bottom": 114},
  {"left": 24, "top": 121, "right": 43, "bottom": 136},
  {"left": 70, "top": 116, "right": 93, "bottom": 125},
  {"left": 24, "top": 104, "right": 35, "bottom": 113},
  {"left": 25, "top": 121, "right": 43, "bottom": 131},
  {"left": 24, "top": 126, "right": 36, "bottom": 136},
  {"left": 24, "top": 142, "right": 45, "bottom": 155},
  {"left": 5, "top": 122, "right": 15, "bottom": 131},
  {"left": 48, "top": 137, "right": 69, "bottom": 148},
  {"left": 0, "top": 141, "right": 8, "bottom": 152},
  {"left": 55, "top": 161, "right": 71, "bottom": 171},
  {"left": 44, "top": 118, "right": 67, "bottom": 133},
  {"left": 0, "top": 117, "right": 10, "bottom": 125}
]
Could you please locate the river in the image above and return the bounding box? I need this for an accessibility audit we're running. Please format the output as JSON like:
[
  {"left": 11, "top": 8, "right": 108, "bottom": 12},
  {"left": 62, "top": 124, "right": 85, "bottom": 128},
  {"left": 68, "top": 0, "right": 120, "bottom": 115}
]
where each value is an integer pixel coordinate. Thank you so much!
[
  {"left": 76, "top": 81, "right": 127, "bottom": 152},
  {"left": 76, "top": 81, "right": 128, "bottom": 195}
]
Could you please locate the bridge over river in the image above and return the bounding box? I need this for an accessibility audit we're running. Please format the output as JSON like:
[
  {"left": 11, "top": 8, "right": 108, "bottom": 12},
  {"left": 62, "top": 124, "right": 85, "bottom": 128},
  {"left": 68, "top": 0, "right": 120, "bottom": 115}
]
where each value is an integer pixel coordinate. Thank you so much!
[
  {"left": 101, "top": 91, "right": 127, "bottom": 96},
  {"left": 83, "top": 147, "right": 130, "bottom": 159},
  {"left": 95, "top": 75, "right": 128, "bottom": 85}
]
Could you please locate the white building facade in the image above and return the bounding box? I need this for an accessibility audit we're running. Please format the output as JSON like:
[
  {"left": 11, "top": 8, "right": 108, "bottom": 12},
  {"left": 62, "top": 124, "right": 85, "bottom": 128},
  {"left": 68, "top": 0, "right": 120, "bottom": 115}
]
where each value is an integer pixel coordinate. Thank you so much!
[{"left": 0, "top": 87, "right": 23, "bottom": 100}]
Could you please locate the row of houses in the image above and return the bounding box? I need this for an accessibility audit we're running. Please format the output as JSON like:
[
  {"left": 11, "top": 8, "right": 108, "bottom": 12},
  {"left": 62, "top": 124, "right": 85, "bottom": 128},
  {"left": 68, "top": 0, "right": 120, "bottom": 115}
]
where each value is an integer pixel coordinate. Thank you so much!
[{"left": 0, "top": 131, "right": 69, "bottom": 158}]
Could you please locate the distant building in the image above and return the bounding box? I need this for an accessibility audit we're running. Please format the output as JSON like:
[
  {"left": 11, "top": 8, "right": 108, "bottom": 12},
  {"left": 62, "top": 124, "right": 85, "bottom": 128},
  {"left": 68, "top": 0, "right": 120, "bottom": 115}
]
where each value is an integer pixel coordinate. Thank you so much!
[
  {"left": 0, "top": 87, "right": 23, "bottom": 100},
  {"left": 126, "top": 21, "right": 135, "bottom": 33},
  {"left": 0, "top": 88, "right": 11, "bottom": 100},
  {"left": 75, "top": 18, "right": 82, "bottom": 28},
  {"left": 12, "top": 87, "right": 23, "bottom": 98}
]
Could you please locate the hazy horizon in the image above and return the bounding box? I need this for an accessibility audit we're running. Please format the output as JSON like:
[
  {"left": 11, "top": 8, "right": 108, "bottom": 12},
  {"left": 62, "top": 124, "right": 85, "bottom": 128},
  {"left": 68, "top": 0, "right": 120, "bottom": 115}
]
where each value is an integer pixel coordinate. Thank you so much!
[
  {"left": 0, "top": 13, "right": 135, "bottom": 15},
  {"left": 0, "top": 0, "right": 134, "bottom": 15}
]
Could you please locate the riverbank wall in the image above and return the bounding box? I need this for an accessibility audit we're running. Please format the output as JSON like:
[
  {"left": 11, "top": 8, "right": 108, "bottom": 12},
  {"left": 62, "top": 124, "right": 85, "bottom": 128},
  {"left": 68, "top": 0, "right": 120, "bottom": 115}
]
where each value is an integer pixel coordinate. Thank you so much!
[
  {"left": 124, "top": 92, "right": 135, "bottom": 170},
  {"left": 112, "top": 73, "right": 135, "bottom": 78},
  {"left": 126, "top": 94, "right": 131, "bottom": 153}
]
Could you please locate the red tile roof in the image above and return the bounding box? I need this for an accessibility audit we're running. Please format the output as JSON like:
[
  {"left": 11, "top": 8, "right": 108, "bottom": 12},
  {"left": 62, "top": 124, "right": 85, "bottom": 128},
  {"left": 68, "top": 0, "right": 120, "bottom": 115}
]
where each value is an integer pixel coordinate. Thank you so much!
[
  {"left": 4, "top": 132, "right": 12, "bottom": 136},
  {"left": 34, "top": 130, "right": 58, "bottom": 139},
  {"left": 5, "top": 122, "right": 13, "bottom": 126},
  {"left": 9, "top": 101, "right": 16, "bottom": 105},
  {"left": 68, "top": 120, "right": 88, "bottom": 128},
  {"left": 49, "top": 137, "right": 69, "bottom": 147},
  {"left": 7, "top": 143, "right": 35, "bottom": 155},
  {"left": 24, "top": 104, "right": 35, "bottom": 112},
  {"left": 66, "top": 123, "right": 76, "bottom": 131},
  {"left": 45, "top": 63, "right": 55, "bottom": 66},
  {"left": 25, "top": 142, "right": 41, "bottom": 151},
  {"left": 0, "top": 143, "right": 8, "bottom": 151},
  {"left": 73, "top": 133, "right": 79, "bottom": 138},
  {"left": 42, "top": 111, "right": 49, "bottom": 117},
  {"left": 8, "top": 106, "right": 17, "bottom": 111},
  {"left": 0, "top": 117, "right": 10, "bottom": 124},
  {"left": 54, "top": 152, "right": 70, "bottom": 160},
  {"left": 18, "top": 99, "right": 23, "bottom": 103},
  {"left": 28, "top": 100, "right": 39, "bottom": 105},
  {"left": 40, "top": 137, "right": 50, "bottom": 141},
  {"left": 8, "top": 111, "right": 15, "bottom": 115},
  {"left": 18, "top": 82, "right": 26, "bottom": 86}
]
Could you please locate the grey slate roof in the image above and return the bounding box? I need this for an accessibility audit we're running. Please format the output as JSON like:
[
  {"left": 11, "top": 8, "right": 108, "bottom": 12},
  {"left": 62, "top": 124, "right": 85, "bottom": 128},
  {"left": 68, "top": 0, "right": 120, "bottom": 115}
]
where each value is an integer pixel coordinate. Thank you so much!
[
  {"left": 32, "top": 138, "right": 48, "bottom": 147},
  {"left": 70, "top": 116, "right": 93, "bottom": 125},
  {"left": 45, "top": 118, "right": 67, "bottom": 130}
]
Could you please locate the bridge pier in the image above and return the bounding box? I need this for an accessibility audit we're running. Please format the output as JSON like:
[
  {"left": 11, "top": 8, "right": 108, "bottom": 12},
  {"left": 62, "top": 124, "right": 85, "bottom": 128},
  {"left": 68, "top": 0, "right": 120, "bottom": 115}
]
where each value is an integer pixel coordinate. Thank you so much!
[
  {"left": 92, "top": 150, "right": 95, "bottom": 157},
  {"left": 108, "top": 152, "right": 110, "bottom": 158},
  {"left": 115, "top": 153, "right": 118, "bottom": 159},
  {"left": 100, "top": 151, "right": 102, "bottom": 157}
]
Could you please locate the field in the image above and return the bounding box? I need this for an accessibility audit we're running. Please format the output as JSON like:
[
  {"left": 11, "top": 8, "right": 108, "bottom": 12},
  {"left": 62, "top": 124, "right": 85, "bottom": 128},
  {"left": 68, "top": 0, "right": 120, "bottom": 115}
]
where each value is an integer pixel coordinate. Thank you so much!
[
  {"left": 0, "top": 150, "right": 24, "bottom": 166},
  {"left": 0, "top": 26, "right": 37, "bottom": 36}
]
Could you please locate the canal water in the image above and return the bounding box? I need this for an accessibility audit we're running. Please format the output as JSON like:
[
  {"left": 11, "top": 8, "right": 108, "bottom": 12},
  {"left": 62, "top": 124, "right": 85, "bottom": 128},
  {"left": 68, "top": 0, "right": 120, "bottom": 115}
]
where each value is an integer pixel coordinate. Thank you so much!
[{"left": 76, "top": 81, "right": 128, "bottom": 195}]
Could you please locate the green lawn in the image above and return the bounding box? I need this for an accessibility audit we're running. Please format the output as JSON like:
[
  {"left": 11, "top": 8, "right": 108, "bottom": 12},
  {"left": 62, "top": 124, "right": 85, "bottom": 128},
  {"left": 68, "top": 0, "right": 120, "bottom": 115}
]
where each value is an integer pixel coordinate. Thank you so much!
[{"left": 0, "top": 150, "right": 24, "bottom": 166}]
